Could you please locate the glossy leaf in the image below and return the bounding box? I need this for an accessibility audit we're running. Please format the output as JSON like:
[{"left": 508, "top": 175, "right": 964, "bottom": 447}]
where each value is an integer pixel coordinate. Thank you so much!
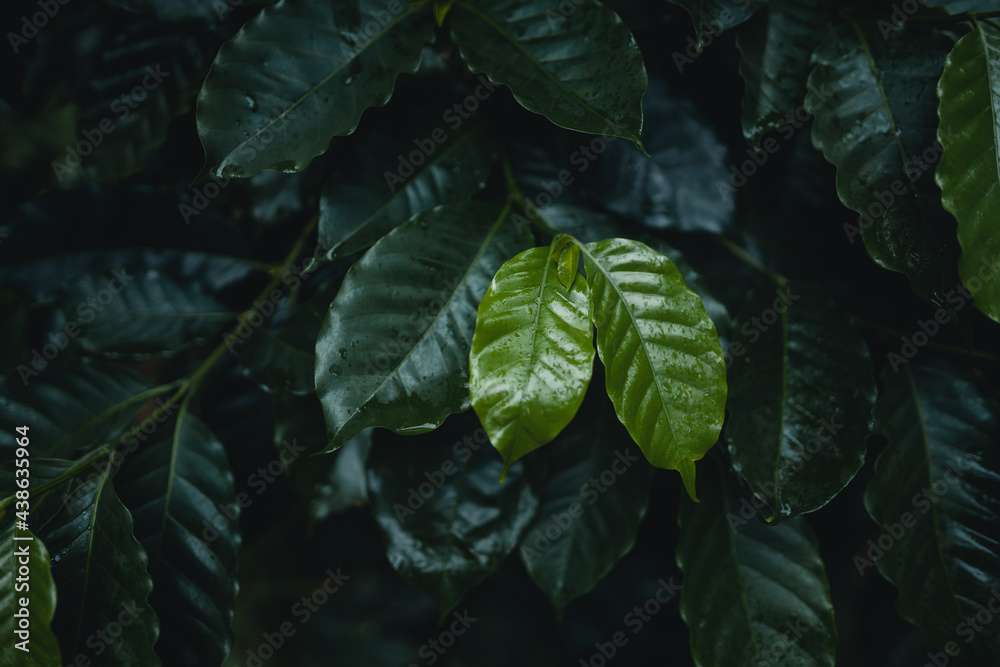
[
  {"left": 725, "top": 283, "right": 876, "bottom": 519},
  {"left": 936, "top": 18, "right": 1000, "bottom": 324},
  {"left": 866, "top": 357, "right": 1000, "bottom": 660},
  {"left": 449, "top": 0, "right": 646, "bottom": 148},
  {"left": 0, "top": 525, "right": 61, "bottom": 666},
  {"left": 315, "top": 202, "right": 532, "bottom": 452},
  {"left": 0, "top": 360, "right": 153, "bottom": 458},
  {"left": 469, "top": 243, "right": 595, "bottom": 481},
  {"left": 54, "top": 266, "right": 233, "bottom": 356},
  {"left": 311, "top": 430, "right": 373, "bottom": 520},
  {"left": 807, "top": 23, "right": 962, "bottom": 303},
  {"left": 518, "top": 384, "right": 653, "bottom": 613},
  {"left": 668, "top": 0, "right": 769, "bottom": 50},
  {"left": 736, "top": 0, "right": 828, "bottom": 146},
  {"left": 366, "top": 415, "right": 539, "bottom": 614},
  {"left": 197, "top": 0, "right": 433, "bottom": 178},
  {"left": 36, "top": 464, "right": 160, "bottom": 666},
  {"left": 115, "top": 411, "right": 241, "bottom": 667},
  {"left": 319, "top": 124, "right": 496, "bottom": 260},
  {"left": 677, "top": 457, "right": 838, "bottom": 667},
  {"left": 580, "top": 238, "right": 727, "bottom": 499}
]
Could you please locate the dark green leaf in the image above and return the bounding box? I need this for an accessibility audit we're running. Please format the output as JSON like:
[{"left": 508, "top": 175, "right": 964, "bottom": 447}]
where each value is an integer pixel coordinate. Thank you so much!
[
  {"left": 469, "top": 242, "right": 595, "bottom": 480},
  {"left": 54, "top": 266, "right": 233, "bottom": 356},
  {"left": 197, "top": 0, "right": 433, "bottom": 178},
  {"left": 115, "top": 411, "right": 241, "bottom": 666},
  {"left": 518, "top": 385, "right": 652, "bottom": 613},
  {"left": 232, "top": 295, "right": 320, "bottom": 396},
  {"left": 924, "top": 0, "right": 1000, "bottom": 12},
  {"left": 366, "top": 415, "right": 539, "bottom": 614},
  {"left": 0, "top": 360, "right": 154, "bottom": 458},
  {"left": 36, "top": 464, "right": 160, "bottom": 666},
  {"left": 449, "top": 0, "right": 646, "bottom": 148},
  {"left": 101, "top": 0, "right": 228, "bottom": 24},
  {"left": 807, "top": 23, "right": 961, "bottom": 303},
  {"left": 580, "top": 238, "right": 727, "bottom": 499},
  {"left": 319, "top": 124, "right": 496, "bottom": 260},
  {"left": 311, "top": 430, "right": 373, "bottom": 520},
  {"left": 736, "top": 0, "right": 828, "bottom": 146},
  {"left": 935, "top": 18, "right": 1000, "bottom": 324},
  {"left": 677, "top": 457, "right": 838, "bottom": 667},
  {"left": 866, "top": 357, "right": 1000, "bottom": 660},
  {"left": 725, "top": 283, "right": 876, "bottom": 519},
  {"left": 0, "top": 525, "right": 61, "bottom": 666},
  {"left": 668, "top": 0, "right": 769, "bottom": 50},
  {"left": 315, "top": 201, "right": 532, "bottom": 452}
]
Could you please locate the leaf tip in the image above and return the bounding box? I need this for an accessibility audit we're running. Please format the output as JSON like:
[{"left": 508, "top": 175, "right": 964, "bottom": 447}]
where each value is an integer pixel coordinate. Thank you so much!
[{"left": 678, "top": 459, "right": 698, "bottom": 502}]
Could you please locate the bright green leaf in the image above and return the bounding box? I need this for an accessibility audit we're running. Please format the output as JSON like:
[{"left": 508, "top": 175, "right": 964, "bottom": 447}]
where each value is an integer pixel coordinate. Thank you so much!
[
  {"left": 315, "top": 202, "right": 532, "bottom": 452},
  {"left": 197, "top": 0, "right": 433, "bottom": 178},
  {"left": 469, "top": 241, "right": 595, "bottom": 481},
  {"left": 0, "top": 526, "right": 61, "bottom": 666},
  {"left": 936, "top": 18, "right": 1000, "bottom": 324},
  {"left": 580, "top": 238, "right": 727, "bottom": 500},
  {"left": 449, "top": 0, "right": 646, "bottom": 148}
]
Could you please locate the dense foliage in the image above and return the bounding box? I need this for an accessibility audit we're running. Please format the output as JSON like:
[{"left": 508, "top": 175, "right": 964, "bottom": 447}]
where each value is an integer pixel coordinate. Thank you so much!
[{"left": 2, "top": 0, "right": 1000, "bottom": 665}]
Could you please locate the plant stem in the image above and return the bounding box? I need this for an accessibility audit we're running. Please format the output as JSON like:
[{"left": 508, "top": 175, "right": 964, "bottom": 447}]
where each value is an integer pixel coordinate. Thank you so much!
[
  {"left": 500, "top": 152, "right": 561, "bottom": 238},
  {"left": 714, "top": 235, "right": 788, "bottom": 288}
]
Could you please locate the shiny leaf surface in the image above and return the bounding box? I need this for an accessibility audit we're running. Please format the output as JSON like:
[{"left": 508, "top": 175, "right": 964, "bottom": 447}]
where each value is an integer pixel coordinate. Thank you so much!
[{"left": 0, "top": 525, "right": 61, "bottom": 666}]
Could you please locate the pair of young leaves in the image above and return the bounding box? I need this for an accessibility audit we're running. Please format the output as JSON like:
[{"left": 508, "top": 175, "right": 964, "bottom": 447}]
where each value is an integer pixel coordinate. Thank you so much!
[{"left": 469, "top": 235, "right": 727, "bottom": 499}]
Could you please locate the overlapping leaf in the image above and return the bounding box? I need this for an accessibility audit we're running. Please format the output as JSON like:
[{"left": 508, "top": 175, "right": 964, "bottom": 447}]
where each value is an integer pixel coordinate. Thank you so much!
[
  {"left": 936, "top": 18, "right": 1000, "bottom": 324},
  {"left": 0, "top": 360, "right": 154, "bottom": 458},
  {"left": 197, "top": 0, "right": 433, "bottom": 178},
  {"left": 35, "top": 465, "right": 160, "bottom": 666},
  {"left": 580, "top": 238, "right": 727, "bottom": 499},
  {"left": 725, "top": 283, "right": 876, "bottom": 519},
  {"left": 807, "top": 22, "right": 961, "bottom": 303},
  {"left": 668, "top": 0, "right": 769, "bottom": 49},
  {"left": 449, "top": 0, "right": 646, "bottom": 147},
  {"left": 518, "top": 384, "right": 653, "bottom": 613},
  {"left": 366, "top": 415, "right": 538, "bottom": 614},
  {"left": 315, "top": 202, "right": 532, "bottom": 452},
  {"left": 0, "top": 525, "right": 61, "bottom": 666},
  {"left": 320, "top": 124, "right": 497, "bottom": 259},
  {"left": 866, "top": 357, "right": 1000, "bottom": 660},
  {"left": 469, "top": 242, "right": 595, "bottom": 480},
  {"left": 677, "top": 457, "right": 837, "bottom": 667},
  {"left": 115, "top": 411, "right": 241, "bottom": 666},
  {"left": 736, "top": 0, "right": 828, "bottom": 146}
]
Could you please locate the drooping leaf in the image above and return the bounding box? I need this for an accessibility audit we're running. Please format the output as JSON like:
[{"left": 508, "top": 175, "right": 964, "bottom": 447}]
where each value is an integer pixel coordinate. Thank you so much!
[
  {"left": 35, "top": 464, "right": 160, "bottom": 666},
  {"left": 725, "top": 283, "right": 876, "bottom": 519},
  {"left": 866, "top": 357, "right": 1000, "bottom": 660},
  {"left": 449, "top": 0, "right": 647, "bottom": 148},
  {"left": 311, "top": 430, "right": 373, "bottom": 521},
  {"left": 677, "top": 457, "right": 838, "bottom": 667},
  {"left": 315, "top": 201, "right": 532, "bottom": 452},
  {"left": 53, "top": 266, "right": 234, "bottom": 356},
  {"left": 319, "top": 123, "right": 497, "bottom": 260},
  {"left": 366, "top": 414, "right": 539, "bottom": 615},
  {"left": 936, "top": 18, "right": 1000, "bottom": 324},
  {"left": 197, "top": 0, "right": 433, "bottom": 178},
  {"left": 469, "top": 242, "right": 595, "bottom": 480},
  {"left": 668, "top": 0, "right": 769, "bottom": 50},
  {"left": 115, "top": 411, "right": 241, "bottom": 667},
  {"left": 0, "top": 359, "right": 154, "bottom": 458},
  {"left": 0, "top": 525, "right": 61, "bottom": 666},
  {"left": 736, "top": 0, "right": 829, "bottom": 146},
  {"left": 517, "top": 382, "right": 653, "bottom": 613},
  {"left": 579, "top": 238, "right": 727, "bottom": 499},
  {"left": 807, "top": 22, "right": 962, "bottom": 304}
]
